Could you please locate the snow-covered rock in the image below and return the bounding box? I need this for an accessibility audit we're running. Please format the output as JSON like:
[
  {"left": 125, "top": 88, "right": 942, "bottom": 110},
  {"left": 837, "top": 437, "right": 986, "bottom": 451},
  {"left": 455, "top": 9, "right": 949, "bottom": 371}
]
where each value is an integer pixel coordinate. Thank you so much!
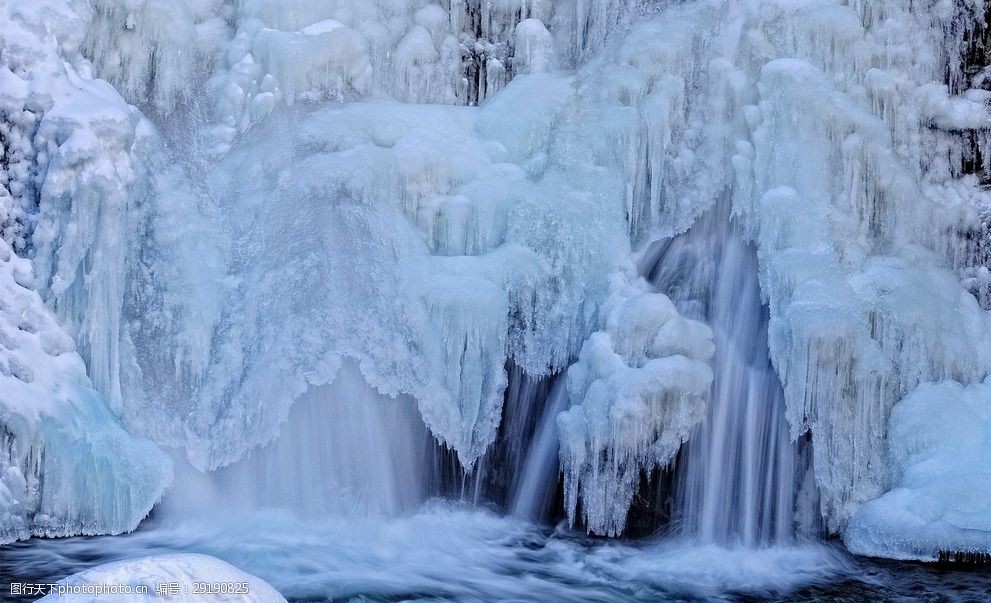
[{"left": 39, "top": 554, "right": 286, "bottom": 602}]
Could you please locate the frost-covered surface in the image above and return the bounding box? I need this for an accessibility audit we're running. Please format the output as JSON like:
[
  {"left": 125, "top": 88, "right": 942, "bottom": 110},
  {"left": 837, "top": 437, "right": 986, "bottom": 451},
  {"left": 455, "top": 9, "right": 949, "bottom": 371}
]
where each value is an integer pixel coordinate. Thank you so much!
[
  {"left": 38, "top": 554, "right": 287, "bottom": 602},
  {"left": 844, "top": 378, "right": 991, "bottom": 560},
  {"left": 559, "top": 270, "right": 714, "bottom": 536},
  {"left": 5, "top": 0, "right": 991, "bottom": 558},
  {"left": 0, "top": 238, "right": 170, "bottom": 544}
]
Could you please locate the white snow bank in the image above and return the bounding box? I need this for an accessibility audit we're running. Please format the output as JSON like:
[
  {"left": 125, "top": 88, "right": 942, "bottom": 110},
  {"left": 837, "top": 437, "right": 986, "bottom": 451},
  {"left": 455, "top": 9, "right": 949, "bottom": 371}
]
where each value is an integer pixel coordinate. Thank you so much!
[
  {"left": 844, "top": 378, "right": 991, "bottom": 560},
  {"left": 559, "top": 269, "right": 714, "bottom": 536},
  {"left": 38, "top": 554, "right": 286, "bottom": 602},
  {"left": 0, "top": 239, "right": 171, "bottom": 544}
]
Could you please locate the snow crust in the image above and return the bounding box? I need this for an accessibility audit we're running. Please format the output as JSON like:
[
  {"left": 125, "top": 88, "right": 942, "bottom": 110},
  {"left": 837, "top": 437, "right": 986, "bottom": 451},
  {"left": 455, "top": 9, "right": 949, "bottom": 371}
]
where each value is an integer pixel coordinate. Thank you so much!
[
  {"left": 559, "top": 269, "right": 714, "bottom": 536},
  {"left": 844, "top": 378, "right": 991, "bottom": 560},
  {"left": 38, "top": 553, "right": 286, "bottom": 602}
]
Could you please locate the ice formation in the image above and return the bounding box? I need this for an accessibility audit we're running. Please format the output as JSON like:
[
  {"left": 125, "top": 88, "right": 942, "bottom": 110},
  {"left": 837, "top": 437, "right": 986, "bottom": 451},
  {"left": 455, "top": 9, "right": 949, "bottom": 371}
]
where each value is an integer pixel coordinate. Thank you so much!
[
  {"left": 735, "top": 3, "right": 991, "bottom": 532},
  {"left": 559, "top": 270, "right": 714, "bottom": 536},
  {"left": 83, "top": 0, "right": 639, "bottom": 154},
  {"left": 845, "top": 378, "right": 991, "bottom": 560},
  {"left": 38, "top": 554, "right": 287, "bottom": 602},
  {"left": 0, "top": 237, "right": 170, "bottom": 544},
  {"left": 2, "top": 0, "right": 991, "bottom": 561},
  {"left": 0, "top": 0, "right": 172, "bottom": 544}
]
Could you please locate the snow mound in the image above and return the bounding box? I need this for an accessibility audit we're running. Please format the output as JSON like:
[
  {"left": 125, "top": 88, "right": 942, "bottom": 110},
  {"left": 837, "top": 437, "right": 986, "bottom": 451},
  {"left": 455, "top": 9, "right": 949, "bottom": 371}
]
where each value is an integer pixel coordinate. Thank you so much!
[
  {"left": 844, "top": 378, "right": 991, "bottom": 560},
  {"left": 0, "top": 238, "right": 171, "bottom": 544},
  {"left": 559, "top": 269, "right": 714, "bottom": 536},
  {"left": 39, "top": 554, "right": 286, "bottom": 602}
]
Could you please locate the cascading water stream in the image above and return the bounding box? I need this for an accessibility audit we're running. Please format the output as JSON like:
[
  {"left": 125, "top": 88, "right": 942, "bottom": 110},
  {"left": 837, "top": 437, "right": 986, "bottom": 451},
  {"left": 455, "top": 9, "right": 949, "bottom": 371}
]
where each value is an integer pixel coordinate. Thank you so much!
[
  {"left": 643, "top": 206, "right": 799, "bottom": 546},
  {"left": 509, "top": 379, "right": 568, "bottom": 521}
]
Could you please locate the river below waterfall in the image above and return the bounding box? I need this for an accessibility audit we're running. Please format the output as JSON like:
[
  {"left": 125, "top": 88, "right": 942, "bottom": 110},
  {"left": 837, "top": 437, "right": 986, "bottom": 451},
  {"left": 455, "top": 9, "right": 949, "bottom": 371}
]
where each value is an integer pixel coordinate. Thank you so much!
[{"left": 3, "top": 504, "right": 989, "bottom": 602}]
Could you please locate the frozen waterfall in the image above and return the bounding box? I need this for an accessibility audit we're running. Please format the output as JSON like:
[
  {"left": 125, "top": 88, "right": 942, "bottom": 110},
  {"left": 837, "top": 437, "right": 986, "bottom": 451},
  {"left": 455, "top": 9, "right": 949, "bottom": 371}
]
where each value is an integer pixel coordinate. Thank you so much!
[
  {"left": 644, "top": 206, "right": 800, "bottom": 546},
  {"left": 5, "top": 0, "right": 991, "bottom": 599}
]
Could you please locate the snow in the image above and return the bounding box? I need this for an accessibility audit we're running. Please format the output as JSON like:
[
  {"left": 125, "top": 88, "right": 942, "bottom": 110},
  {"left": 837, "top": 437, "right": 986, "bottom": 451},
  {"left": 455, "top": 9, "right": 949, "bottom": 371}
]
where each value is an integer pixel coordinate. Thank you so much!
[
  {"left": 844, "top": 377, "right": 991, "bottom": 560},
  {"left": 559, "top": 268, "right": 714, "bottom": 536},
  {"left": 514, "top": 19, "right": 555, "bottom": 74},
  {"left": 38, "top": 553, "right": 286, "bottom": 602}
]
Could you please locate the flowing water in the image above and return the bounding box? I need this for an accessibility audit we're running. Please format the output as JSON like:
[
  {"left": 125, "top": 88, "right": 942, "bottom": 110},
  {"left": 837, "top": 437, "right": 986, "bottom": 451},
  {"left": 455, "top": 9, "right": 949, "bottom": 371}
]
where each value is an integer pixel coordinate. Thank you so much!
[
  {"left": 3, "top": 212, "right": 989, "bottom": 601},
  {"left": 643, "top": 207, "right": 801, "bottom": 546},
  {"left": 3, "top": 508, "right": 990, "bottom": 602}
]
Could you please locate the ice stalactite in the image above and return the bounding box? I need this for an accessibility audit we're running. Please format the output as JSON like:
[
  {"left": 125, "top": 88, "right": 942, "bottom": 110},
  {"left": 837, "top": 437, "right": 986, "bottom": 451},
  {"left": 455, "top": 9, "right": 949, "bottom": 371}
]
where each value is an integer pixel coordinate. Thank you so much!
[
  {"left": 548, "top": 0, "right": 991, "bottom": 548},
  {"left": 730, "top": 2, "right": 991, "bottom": 534},
  {"left": 81, "top": 0, "right": 640, "bottom": 155},
  {"left": 558, "top": 268, "right": 714, "bottom": 536}
]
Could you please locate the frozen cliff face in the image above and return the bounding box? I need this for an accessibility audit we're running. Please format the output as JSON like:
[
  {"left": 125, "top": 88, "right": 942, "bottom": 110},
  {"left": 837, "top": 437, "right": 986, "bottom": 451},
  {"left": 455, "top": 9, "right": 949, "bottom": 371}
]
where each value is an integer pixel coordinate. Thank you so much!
[
  {"left": 559, "top": 269, "right": 714, "bottom": 536},
  {"left": 844, "top": 378, "right": 991, "bottom": 560},
  {"left": 115, "top": 81, "right": 630, "bottom": 469},
  {"left": 36, "top": 1, "right": 650, "bottom": 471},
  {"left": 551, "top": 0, "right": 991, "bottom": 539},
  {"left": 730, "top": 1, "right": 991, "bottom": 531},
  {"left": 0, "top": 238, "right": 171, "bottom": 544}
]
